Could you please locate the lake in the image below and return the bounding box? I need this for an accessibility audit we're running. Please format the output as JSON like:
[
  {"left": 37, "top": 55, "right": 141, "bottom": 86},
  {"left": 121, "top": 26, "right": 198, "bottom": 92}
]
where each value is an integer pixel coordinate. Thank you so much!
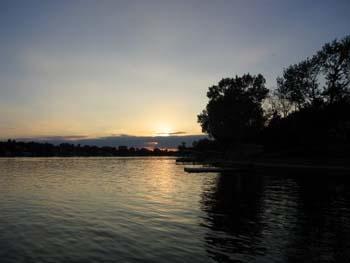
[{"left": 0, "top": 157, "right": 350, "bottom": 262}]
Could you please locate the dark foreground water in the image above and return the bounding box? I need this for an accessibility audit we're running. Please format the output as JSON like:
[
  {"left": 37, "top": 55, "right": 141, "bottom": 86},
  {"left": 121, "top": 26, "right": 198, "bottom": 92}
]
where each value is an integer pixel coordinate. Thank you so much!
[{"left": 1, "top": 157, "right": 350, "bottom": 262}]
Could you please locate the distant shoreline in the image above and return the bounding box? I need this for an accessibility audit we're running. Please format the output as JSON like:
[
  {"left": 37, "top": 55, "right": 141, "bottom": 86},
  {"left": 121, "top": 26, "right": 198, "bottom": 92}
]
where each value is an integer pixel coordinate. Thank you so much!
[
  {"left": 0, "top": 155, "right": 178, "bottom": 158},
  {"left": 0, "top": 140, "right": 178, "bottom": 158}
]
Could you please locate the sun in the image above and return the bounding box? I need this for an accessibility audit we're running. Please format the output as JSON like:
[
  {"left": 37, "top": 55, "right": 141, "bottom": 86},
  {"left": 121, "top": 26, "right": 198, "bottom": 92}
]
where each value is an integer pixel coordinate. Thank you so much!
[{"left": 154, "top": 123, "right": 173, "bottom": 136}]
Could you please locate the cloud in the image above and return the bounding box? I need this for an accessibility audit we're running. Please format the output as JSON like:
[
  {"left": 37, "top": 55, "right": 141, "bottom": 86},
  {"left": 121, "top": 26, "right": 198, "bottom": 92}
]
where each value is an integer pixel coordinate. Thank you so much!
[
  {"left": 145, "top": 141, "right": 158, "bottom": 146},
  {"left": 19, "top": 135, "right": 89, "bottom": 141},
  {"left": 155, "top": 131, "right": 187, "bottom": 135}
]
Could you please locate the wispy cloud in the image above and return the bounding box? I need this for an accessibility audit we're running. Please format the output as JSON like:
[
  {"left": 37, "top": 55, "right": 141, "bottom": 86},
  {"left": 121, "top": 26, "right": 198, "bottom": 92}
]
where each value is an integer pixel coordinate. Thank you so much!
[
  {"left": 19, "top": 135, "right": 89, "bottom": 141},
  {"left": 155, "top": 131, "right": 187, "bottom": 135}
]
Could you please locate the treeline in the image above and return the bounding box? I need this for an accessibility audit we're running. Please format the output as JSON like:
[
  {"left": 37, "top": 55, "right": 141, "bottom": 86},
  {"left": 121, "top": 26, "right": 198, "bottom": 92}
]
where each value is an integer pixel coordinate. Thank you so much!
[
  {"left": 0, "top": 140, "right": 176, "bottom": 157},
  {"left": 193, "top": 35, "right": 350, "bottom": 158}
]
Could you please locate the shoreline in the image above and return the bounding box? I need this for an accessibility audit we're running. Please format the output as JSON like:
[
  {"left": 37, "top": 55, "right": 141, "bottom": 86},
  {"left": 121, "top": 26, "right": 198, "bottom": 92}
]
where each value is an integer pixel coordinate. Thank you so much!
[{"left": 178, "top": 156, "right": 350, "bottom": 174}]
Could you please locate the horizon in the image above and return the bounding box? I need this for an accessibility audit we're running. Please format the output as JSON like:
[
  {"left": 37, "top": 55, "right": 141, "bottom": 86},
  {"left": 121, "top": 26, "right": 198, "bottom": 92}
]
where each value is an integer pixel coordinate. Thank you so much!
[
  {"left": 1, "top": 134, "right": 207, "bottom": 149},
  {"left": 1, "top": 2, "right": 350, "bottom": 262},
  {"left": 1, "top": 0, "right": 350, "bottom": 143}
]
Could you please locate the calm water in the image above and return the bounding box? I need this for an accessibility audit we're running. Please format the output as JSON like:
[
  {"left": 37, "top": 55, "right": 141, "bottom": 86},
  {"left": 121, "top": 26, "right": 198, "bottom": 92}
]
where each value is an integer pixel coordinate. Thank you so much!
[{"left": 1, "top": 157, "right": 350, "bottom": 262}]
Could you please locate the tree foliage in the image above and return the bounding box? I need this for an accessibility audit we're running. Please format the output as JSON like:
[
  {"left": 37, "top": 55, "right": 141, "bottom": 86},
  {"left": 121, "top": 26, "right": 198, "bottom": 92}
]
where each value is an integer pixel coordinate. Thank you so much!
[
  {"left": 198, "top": 74, "right": 269, "bottom": 144},
  {"left": 195, "top": 36, "right": 350, "bottom": 157},
  {"left": 318, "top": 36, "right": 350, "bottom": 103},
  {"left": 276, "top": 57, "right": 320, "bottom": 108},
  {"left": 275, "top": 35, "right": 350, "bottom": 111},
  {"left": 0, "top": 140, "right": 175, "bottom": 157},
  {"left": 263, "top": 36, "right": 350, "bottom": 156}
]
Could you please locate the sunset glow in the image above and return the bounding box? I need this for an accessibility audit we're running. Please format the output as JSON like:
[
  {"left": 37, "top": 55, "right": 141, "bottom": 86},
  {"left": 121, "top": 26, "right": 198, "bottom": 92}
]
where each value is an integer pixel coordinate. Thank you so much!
[
  {"left": 0, "top": 1, "right": 349, "bottom": 146},
  {"left": 1, "top": 2, "right": 350, "bottom": 261},
  {"left": 154, "top": 123, "right": 174, "bottom": 136}
]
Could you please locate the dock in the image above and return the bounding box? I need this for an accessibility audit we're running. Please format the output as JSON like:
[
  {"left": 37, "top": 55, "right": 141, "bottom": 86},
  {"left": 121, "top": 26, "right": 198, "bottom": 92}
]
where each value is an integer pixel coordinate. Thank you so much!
[{"left": 176, "top": 157, "right": 200, "bottom": 163}]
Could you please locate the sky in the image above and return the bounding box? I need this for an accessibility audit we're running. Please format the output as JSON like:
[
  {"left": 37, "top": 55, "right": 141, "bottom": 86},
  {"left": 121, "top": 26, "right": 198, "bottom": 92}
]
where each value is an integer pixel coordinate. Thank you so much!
[{"left": 0, "top": 0, "right": 349, "bottom": 147}]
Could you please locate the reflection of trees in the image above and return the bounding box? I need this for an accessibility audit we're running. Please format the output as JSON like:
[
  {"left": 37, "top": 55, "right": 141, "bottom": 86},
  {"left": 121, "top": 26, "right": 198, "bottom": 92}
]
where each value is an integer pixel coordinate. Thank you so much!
[
  {"left": 286, "top": 176, "right": 350, "bottom": 262},
  {"left": 201, "top": 172, "right": 350, "bottom": 262},
  {"left": 201, "top": 173, "right": 265, "bottom": 262}
]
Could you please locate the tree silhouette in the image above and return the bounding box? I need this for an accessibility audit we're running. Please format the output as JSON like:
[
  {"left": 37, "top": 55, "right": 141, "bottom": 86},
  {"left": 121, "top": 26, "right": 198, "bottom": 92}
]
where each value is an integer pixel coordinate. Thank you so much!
[
  {"left": 0, "top": 140, "right": 176, "bottom": 157},
  {"left": 275, "top": 35, "right": 350, "bottom": 110},
  {"left": 198, "top": 74, "right": 269, "bottom": 144},
  {"left": 276, "top": 57, "right": 320, "bottom": 109},
  {"left": 317, "top": 36, "right": 350, "bottom": 103}
]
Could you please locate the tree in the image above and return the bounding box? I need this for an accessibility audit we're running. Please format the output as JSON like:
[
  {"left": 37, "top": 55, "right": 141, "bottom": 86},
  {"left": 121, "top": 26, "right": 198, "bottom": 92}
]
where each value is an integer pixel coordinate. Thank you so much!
[
  {"left": 317, "top": 36, "right": 350, "bottom": 103},
  {"left": 264, "top": 91, "right": 294, "bottom": 119},
  {"left": 198, "top": 74, "right": 269, "bottom": 144},
  {"left": 275, "top": 36, "right": 350, "bottom": 108},
  {"left": 276, "top": 57, "right": 320, "bottom": 109},
  {"left": 177, "top": 142, "right": 187, "bottom": 152}
]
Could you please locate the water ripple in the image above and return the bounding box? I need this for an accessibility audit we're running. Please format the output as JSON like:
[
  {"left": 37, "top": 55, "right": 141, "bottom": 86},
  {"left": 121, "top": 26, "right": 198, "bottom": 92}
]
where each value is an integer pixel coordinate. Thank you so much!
[{"left": 1, "top": 158, "right": 350, "bottom": 262}]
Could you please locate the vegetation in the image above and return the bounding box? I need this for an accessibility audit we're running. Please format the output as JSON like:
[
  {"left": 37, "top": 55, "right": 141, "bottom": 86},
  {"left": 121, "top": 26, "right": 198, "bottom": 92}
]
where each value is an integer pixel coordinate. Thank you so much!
[
  {"left": 197, "top": 74, "right": 269, "bottom": 145},
  {"left": 194, "top": 35, "right": 350, "bottom": 158},
  {"left": 275, "top": 36, "right": 350, "bottom": 107},
  {"left": 4, "top": 36, "right": 350, "bottom": 159},
  {"left": 0, "top": 140, "right": 176, "bottom": 157}
]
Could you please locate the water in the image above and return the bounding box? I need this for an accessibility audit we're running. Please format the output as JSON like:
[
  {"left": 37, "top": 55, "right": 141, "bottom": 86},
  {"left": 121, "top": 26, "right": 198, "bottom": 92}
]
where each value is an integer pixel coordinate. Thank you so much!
[{"left": 0, "top": 157, "right": 350, "bottom": 262}]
